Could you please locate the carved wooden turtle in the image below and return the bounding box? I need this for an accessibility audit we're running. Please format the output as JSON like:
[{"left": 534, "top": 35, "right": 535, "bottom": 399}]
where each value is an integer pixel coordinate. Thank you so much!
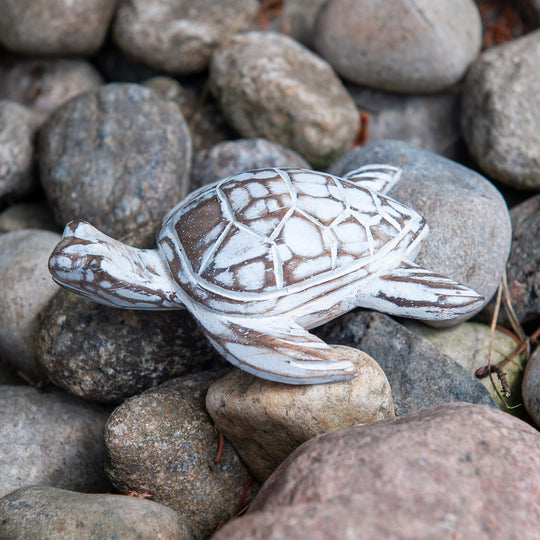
[{"left": 49, "top": 165, "right": 484, "bottom": 384}]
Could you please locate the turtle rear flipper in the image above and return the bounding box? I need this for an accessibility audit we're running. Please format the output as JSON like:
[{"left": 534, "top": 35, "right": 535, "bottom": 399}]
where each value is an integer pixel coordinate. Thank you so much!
[
  {"left": 193, "top": 309, "right": 357, "bottom": 384},
  {"left": 355, "top": 260, "right": 485, "bottom": 321}
]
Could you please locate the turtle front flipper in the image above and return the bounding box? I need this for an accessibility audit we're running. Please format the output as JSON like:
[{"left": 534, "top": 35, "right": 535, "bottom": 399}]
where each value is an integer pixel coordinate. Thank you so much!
[
  {"left": 343, "top": 164, "right": 402, "bottom": 194},
  {"left": 191, "top": 309, "right": 357, "bottom": 384},
  {"left": 355, "top": 260, "right": 485, "bottom": 321}
]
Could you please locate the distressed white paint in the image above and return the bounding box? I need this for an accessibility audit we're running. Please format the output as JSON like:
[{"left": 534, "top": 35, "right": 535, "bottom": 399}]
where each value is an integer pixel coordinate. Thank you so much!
[{"left": 48, "top": 166, "right": 485, "bottom": 386}]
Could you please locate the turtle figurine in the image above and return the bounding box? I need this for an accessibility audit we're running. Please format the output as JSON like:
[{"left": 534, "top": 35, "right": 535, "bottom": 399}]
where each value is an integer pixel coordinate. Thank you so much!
[{"left": 49, "top": 165, "right": 484, "bottom": 384}]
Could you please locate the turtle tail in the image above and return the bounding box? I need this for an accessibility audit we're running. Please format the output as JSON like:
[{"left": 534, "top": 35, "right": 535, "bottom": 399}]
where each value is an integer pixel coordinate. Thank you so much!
[{"left": 48, "top": 220, "right": 184, "bottom": 310}]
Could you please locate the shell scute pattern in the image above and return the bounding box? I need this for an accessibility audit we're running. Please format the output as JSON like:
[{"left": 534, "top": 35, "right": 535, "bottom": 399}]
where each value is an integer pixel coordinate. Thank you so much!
[{"left": 169, "top": 168, "right": 420, "bottom": 294}]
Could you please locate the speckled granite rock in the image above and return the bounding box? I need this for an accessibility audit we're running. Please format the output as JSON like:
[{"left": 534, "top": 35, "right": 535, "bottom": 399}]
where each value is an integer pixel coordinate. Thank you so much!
[
  {"left": 113, "top": 0, "right": 259, "bottom": 75},
  {"left": 0, "top": 0, "right": 115, "bottom": 56},
  {"left": 316, "top": 310, "right": 496, "bottom": 415},
  {"left": 105, "top": 371, "right": 258, "bottom": 538},
  {"left": 329, "top": 140, "right": 511, "bottom": 323},
  {"left": 39, "top": 83, "right": 192, "bottom": 247},
  {"left": 0, "top": 58, "right": 103, "bottom": 113},
  {"left": 461, "top": 29, "right": 540, "bottom": 189},
  {"left": 0, "top": 386, "right": 110, "bottom": 498},
  {"left": 0, "top": 229, "right": 61, "bottom": 381},
  {"left": 0, "top": 101, "right": 40, "bottom": 205},
  {"left": 206, "top": 346, "right": 394, "bottom": 481},
  {"left": 36, "top": 290, "right": 223, "bottom": 403},
  {"left": 210, "top": 31, "right": 359, "bottom": 168},
  {"left": 191, "top": 138, "right": 310, "bottom": 190},
  {"left": 0, "top": 486, "right": 195, "bottom": 540},
  {"left": 213, "top": 403, "right": 540, "bottom": 539},
  {"left": 314, "top": 0, "right": 482, "bottom": 92}
]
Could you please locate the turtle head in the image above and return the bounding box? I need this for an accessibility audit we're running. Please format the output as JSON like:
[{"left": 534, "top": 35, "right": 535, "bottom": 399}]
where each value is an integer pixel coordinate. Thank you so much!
[{"left": 49, "top": 220, "right": 184, "bottom": 310}]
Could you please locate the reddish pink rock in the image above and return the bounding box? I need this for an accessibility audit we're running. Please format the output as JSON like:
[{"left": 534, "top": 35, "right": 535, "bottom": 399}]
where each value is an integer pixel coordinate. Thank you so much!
[{"left": 212, "top": 403, "right": 540, "bottom": 539}]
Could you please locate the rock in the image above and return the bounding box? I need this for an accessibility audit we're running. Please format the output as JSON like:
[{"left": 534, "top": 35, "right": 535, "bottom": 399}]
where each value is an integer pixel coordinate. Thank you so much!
[
  {"left": 0, "top": 229, "right": 61, "bottom": 381},
  {"left": 404, "top": 321, "right": 526, "bottom": 413},
  {"left": 280, "top": 0, "right": 327, "bottom": 48},
  {"left": 314, "top": 0, "right": 482, "bottom": 93},
  {"left": 483, "top": 194, "right": 540, "bottom": 326},
  {"left": 0, "top": 58, "right": 103, "bottom": 114},
  {"left": 516, "top": 0, "right": 540, "bottom": 27},
  {"left": 210, "top": 31, "right": 359, "bottom": 168},
  {"left": 214, "top": 403, "right": 540, "bottom": 540},
  {"left": 329, "top": 140, "right": 511, "bottom": 322},
  {"left": 105, "top": 371, "right": 258, "bottom": 538},
  {"left": 38, "top": 83, "right": 192, "bottom": 247},
  {"left": 0, "top": 101, "right": 40, "bottom": 205},
  {"left": 0, "top": 0, "right": 115, "bottom": 56},
  {"left": 523, "top": 347, "right": 540, "bottom": 428},
  {"left": 0, "top": 202, "right": 58, "bottom": 233},
  {"left": 113, "top": 0, "right": 259, "bottom": 75},
  {"left": 191, "top": 138, "right": 311, "bottom": 190},
  {"left": 0, "top": 386, "right": 110, "bottom": 498},
  {"left": 461, "top": 29, "right": 540, "bottom": 189},
  {"left": 36, "top": 290, "right": 224, "bottom": 403},
  {"left": 316, "top": 310, "right": 496, "bottom": 415},
  {"left": 206, "top": 346, "right": 394, "bottom": 481},
  {"left": 142, "top": 76, "right": 237, "bottom": 154},
  {"left": 346, "top": 85, "right": 463, "bottom": 159},
  {"left": 0, "top": 485, "right": 195, "bottom": 540}
]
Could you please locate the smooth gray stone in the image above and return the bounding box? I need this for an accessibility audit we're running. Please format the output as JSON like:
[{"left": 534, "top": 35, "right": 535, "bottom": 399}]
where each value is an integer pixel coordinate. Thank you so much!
[
  {"left": 0, "top": 386, "right": 110, "bottom": 498},
  {"left": 38, "top": 83, "right": 192, "bottom": 248},
  {"left": 0, "top": 229, "right": 61, "bottom": 381},
  {"left": 0, "top": 0, "right": 114, "bottom": 56},
  {"left": 461, "top": 29, "right": 540, "bottom": 189},
  {"left": 316, "top": 310, "right": 496, "bottom": 415},
  {"left": 329, "top": 140, "right": 511, "bottom": 324},
  {"left": 0, "top": 486, "right": 195, "bottom": 540}
]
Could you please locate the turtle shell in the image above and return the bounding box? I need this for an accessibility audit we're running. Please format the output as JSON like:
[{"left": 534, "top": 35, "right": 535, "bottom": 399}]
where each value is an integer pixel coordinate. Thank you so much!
[{"left": 159, "top": 168, "right": 424, "bottom": 295}]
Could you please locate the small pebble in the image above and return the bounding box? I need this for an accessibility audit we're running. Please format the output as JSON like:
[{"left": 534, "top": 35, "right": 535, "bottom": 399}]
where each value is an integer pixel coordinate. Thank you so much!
[
  {"left": 0, "top": 101, "right": 40, "bottom": 205},
  {"left": 0, "top": 58, "right": 103, "bottom": 114},
  {"left": 314, "top": 0, "right": 482, "bottom": 92},
  {"left": 210, "top": 31, "right": 359, "bottom": 168},
  {"left": 191, "top": 138, "right": 310, "bottom": 190},
  {"left": 206, "top": 346, "right": 394, "bottom": 481},
  {"left": 0, "top": 386, "right": 110, "bottom": 498},
  {"left": 36, "top": 290, "right": 223, "bottom": 403},
  {"left": 38, "top": 83, "right": 192, "bottom": 247},
  {"left": 113, "top": 0, "right": 259, "bottom": 75},
  {"left": 0, "top": 229, "right": 61, "bottom": 381},
  {"left": 316, "top": 310, "right": 496, "bottom": 415},
  {"left": 0, "top": 485, "right": 195, "bottom": 540},
  {"left": 0, "top": 0, "right": 115, "bottom": 56},
  {"left": 214, "top": 403, "right": 540, "bottom": 539},
  {"left": 329, "top": 139, "right": 512, "bottom": 322},
  {"left": 105, "top": 371, "right": 259, "bottom": 538},
  {"left": 461, "top": 29, "right": 540, "bottom": 189}
]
